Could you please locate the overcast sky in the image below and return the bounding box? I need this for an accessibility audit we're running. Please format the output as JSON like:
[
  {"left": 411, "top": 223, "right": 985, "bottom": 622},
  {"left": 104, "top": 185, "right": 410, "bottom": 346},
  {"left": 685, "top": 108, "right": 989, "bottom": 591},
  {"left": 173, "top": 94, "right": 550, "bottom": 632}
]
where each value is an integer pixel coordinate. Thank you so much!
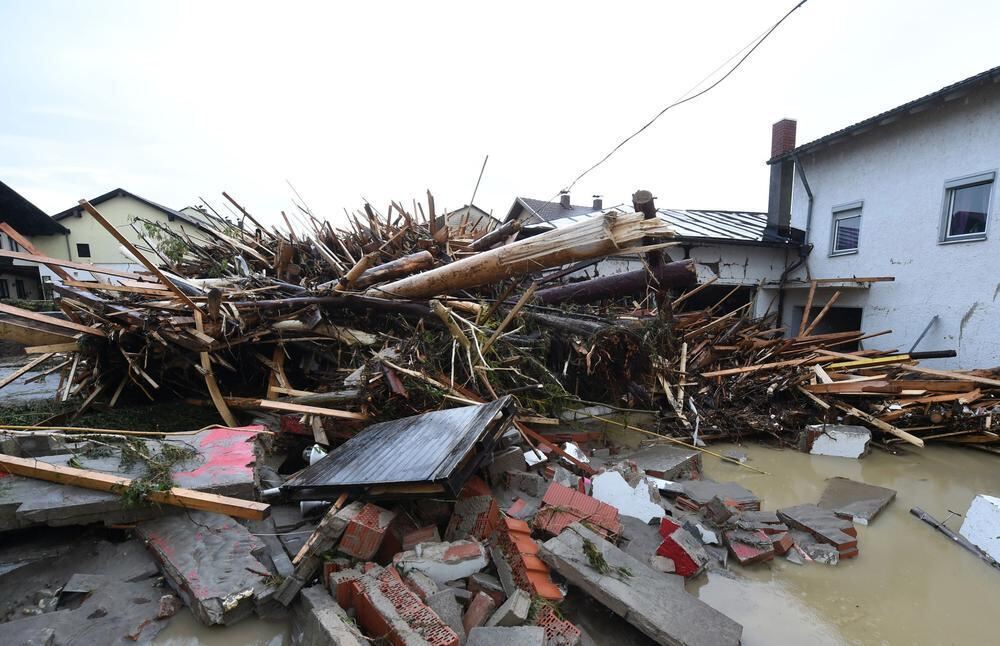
[{"left": 1, "top": 0, "right": 997, "bottom": 228}]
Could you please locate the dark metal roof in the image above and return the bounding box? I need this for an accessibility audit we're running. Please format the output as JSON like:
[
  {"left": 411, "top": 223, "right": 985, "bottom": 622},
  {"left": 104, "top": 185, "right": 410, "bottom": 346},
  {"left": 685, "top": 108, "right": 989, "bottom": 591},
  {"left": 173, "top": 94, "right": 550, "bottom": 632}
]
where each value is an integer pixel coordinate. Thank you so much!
[
  {"left": 0, "top": 181, "right": 69, "bottom": 236},
  {"left": 282, "top": 396, "right": 515, "bottom": 499},
  {"left": 505, "top": 197, "right": 601, "bottom": 225},
  {"left": 771, "top": 65, "right": 1000, "bottom": 163},
  {"left": 52, "top": 188, "right": 208, "bottom": 231}
]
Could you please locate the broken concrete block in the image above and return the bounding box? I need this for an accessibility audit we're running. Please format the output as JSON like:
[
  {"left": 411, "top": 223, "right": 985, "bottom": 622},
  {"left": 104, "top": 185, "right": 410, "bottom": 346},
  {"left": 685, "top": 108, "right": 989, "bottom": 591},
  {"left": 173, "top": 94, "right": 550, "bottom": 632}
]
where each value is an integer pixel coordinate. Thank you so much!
[
  {"left": 463, "top": 591, "right": 497, "bottom": 633},
  {"left": 137, "top": 511, "right": 271, "bottom": 626},
  {"left": 624, "top": 445, "right": 703, "bottom": 480},
  {"left": 676, "top": 480, "right": 761, "bottom": 512},
  {"left": 803, "top": 543, "right": 840, "bottom": 565},
  {"left": 292, "top": 586, "right": 366, "bottom": 646},
  {"left": 778, "top": 504, "right": 858, "bottom": 559},
  {"left": 338, "top": 503, "right": 397, "bottom": 560},
  {"left": 818, "top": 477, "right": 896, "bottom": 525},
  {"left": 486, "top": 588, "right": 531, "bottom": 627},
  {"left": 703, "top": 496, "right": 736, "bottom": 525},
  {"left": 656, "top": 518, "right": 710, "bottom": 577},
  {"left": 488, "top": 446, "right": 528, "bottom": 484},
  {"left": 394, "top": 539, "right": 489, "bottom": 584},
  {"left": 426, "top": 589, "right": 465, "bottom": 638},
  {"left": 959, "top": 494, "right": 1000, "bottom": 562},
  {"left": 539, "top": 523, "right": 742, "bottom": 646},
  {"left": 469, "top": 572, "right": 505, "bottom": 606},
  {"left": 157, "top": 594, "right": 182, "bottom": 619},
  {"left": 349, "top": 566, "right": 460, "bottom": 645},
  {"left": 800, "top": 424, "right": 871, "bottom": 458},
  {"left": 770, "top": 531, "right": 794, "bottom": 555},
  {"left": 402, "top": 525, "right": 442, "bottom": 551},
  {"left": 533, "top": 604, "right": 582, "bottom": 646},
  {"left": 724, "top": 530, "right": 775, "bottom": 565},
  {"left": 591, "top": 471, "right": 664, "bottom": 524},
  {"left": 446, "top": 495, "right": 501, "bottom": 542},
  {"left": 507, "top": 471, "right": 547, "bottom": 497},
  {"left": 650, "top": 555, "right": 676, "bottom": 573},
  {"left": 402, "top": 570, "right": 438, "bottom": 601},
  {"left": 467, "top": 626, "right": 546, "bottom": 646}
]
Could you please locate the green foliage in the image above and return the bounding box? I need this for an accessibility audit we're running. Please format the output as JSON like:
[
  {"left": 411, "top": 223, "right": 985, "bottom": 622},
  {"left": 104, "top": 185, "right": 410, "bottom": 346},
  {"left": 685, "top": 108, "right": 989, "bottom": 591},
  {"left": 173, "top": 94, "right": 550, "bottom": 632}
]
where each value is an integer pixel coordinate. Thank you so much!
[{"left": 138, "top": 220, "right": 188, "bottom": 265}]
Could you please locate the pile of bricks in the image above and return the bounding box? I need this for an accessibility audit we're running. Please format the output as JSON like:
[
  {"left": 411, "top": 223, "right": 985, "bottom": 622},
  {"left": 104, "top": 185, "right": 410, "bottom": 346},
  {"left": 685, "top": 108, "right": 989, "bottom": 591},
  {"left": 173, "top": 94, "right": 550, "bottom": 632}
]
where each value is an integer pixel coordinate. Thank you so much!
[
  {"left": 533, "top": 482, "right": 622, "bottom": 538},
  {"left": 492, "top": 517, "right": 563, "bottom": 601}
]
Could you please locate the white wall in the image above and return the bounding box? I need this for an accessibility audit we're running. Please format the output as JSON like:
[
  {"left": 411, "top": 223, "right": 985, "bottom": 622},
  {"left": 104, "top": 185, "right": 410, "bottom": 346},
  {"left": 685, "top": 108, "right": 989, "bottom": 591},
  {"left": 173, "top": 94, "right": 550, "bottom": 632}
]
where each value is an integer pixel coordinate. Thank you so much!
[{"left": 783, "top": 82, "right": 1000, "bottom": 368}]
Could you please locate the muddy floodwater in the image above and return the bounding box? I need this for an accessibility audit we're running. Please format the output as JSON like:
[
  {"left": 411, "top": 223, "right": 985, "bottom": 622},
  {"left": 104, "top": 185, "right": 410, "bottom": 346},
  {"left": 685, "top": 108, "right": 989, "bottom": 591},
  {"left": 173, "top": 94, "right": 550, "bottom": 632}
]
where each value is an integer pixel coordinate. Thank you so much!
[
  {"left": 152, "top": 443, "right": 1000, "bottom": 645},
  {"left": 690, "top": 443, "right": 1000, "bottom": 645}
]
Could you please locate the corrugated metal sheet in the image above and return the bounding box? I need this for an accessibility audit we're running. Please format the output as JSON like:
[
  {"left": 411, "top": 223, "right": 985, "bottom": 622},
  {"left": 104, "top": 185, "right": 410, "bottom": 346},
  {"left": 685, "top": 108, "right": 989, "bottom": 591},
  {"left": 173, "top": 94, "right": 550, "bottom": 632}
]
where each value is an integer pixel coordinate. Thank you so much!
[
  {"left": 282, "top": 397, "right": 514, "bottom": 498},
  {"left": 533, "top": 206, "right": 776, "bottom": 243}
]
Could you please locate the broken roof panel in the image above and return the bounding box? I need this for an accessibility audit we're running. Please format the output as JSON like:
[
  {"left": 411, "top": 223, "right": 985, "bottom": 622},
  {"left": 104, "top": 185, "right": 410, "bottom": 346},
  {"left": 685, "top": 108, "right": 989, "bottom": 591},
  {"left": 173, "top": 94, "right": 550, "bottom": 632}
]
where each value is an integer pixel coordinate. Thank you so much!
[{"left": 282, "top": 397, "right": 515, "bottom": 499}]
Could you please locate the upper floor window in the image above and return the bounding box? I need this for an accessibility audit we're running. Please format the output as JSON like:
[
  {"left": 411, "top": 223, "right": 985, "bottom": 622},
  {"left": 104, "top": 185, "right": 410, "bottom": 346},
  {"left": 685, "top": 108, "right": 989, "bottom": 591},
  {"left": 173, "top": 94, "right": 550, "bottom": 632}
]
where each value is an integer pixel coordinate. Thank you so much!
[
  {"left": 76, "top": 243, "right": 91, "bottom": 258},
  {"left": 831, "top": 202, "right": 862, "bottom": 255},
  {"left": 941, "top": 171, "right": 993, "bottom": 242}
]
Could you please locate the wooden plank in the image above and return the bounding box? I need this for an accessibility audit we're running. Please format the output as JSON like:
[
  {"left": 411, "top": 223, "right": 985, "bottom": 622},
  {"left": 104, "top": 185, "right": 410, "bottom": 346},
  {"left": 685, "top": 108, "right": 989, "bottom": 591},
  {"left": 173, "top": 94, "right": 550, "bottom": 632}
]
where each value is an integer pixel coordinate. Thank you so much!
[
  {"left": 0, "top": 248, "right": 149, "bottom": 280},
  {"left": 797, "top": 385, "right": 831, "bottom": 410},
  {"left": 700, "top": 357, "right": 811, "bottom": 378},
  {"left": 811, "top": 276, "right": 895, "bottom": 284},
  {"left": 25, "top": 342, "right": 79, "bottom": 354},
  {"left": 826, "top": 354, "right": 912, "bottom": 370},
  {"left": 257, "top": 399, "right": 367, "bottom": 421},
  {"left": 831, "top": 401, "right": 924, "bottom": 447},
  {"left": 79, "top": 200, "right": 199, "bottom": 310},
  {"left": 63, "top": 280, "right": 172, "bottom": 297},
  {"left": 798, "top": 280, "right": 817, "bottom": 336},
  {"left": 0, "top": 223, "right": 72, "bottom": 281},
  {"left": 903, "top": 366, "right": 1000, "bottom": 389},
  {"left": 0, "top": 320, "right": 75, "bottom": 346},
  {"left": 671, "top": 275, "right": 718, "bottom": 308},
  {"left": 880, "top": 379, "right": 977, "bottom": 393},
  {"left": 804, "top": 380, "right": 898, "bottom": 394},
  {"left": 0, "top": 353, "right": 54, "bottom": 390},
  {"left": 802, "top": 290, "right": 841, "bottom": 336},
  {"left": 0, "top": 303, "right": 105, "bottom": 337},
  {"left": 0, "top": 454, "right": 268, "bottom": 520},
  {"left": 194, "top": 309, "right": 237, "bottom": 427}
]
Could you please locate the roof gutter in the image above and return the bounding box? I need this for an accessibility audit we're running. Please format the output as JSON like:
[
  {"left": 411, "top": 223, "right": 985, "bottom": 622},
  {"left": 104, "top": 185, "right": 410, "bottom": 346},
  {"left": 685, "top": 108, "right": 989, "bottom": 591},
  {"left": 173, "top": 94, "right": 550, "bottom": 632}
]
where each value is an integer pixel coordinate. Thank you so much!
[{"left": 792, "top": 153, "right": 814, "bottom": 255}]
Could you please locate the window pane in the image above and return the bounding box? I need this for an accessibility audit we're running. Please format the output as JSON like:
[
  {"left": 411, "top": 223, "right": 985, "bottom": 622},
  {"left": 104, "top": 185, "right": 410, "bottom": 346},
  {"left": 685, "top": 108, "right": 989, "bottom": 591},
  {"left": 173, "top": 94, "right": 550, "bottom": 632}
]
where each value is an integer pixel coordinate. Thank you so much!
[
  {"left": 948, "top": 182, "right": 990, "bottom": 237},
  {"left": 834, "top": 214, "right": 861, "bottom": 251}
]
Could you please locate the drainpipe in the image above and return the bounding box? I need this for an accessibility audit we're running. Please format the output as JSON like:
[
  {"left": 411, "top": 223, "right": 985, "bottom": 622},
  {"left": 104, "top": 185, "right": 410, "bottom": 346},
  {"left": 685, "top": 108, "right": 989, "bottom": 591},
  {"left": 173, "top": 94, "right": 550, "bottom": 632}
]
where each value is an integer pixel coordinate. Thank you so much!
[{"left": 775, "top": 154, "right": 814, "bottom": 328}]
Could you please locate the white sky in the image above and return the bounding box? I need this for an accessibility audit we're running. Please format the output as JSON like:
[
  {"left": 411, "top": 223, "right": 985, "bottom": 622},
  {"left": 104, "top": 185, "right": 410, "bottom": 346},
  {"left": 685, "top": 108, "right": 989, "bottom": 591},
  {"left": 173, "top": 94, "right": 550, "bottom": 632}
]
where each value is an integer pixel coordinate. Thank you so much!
[{"left": 1, "top": 0, "right": 998, "bottom": 228}]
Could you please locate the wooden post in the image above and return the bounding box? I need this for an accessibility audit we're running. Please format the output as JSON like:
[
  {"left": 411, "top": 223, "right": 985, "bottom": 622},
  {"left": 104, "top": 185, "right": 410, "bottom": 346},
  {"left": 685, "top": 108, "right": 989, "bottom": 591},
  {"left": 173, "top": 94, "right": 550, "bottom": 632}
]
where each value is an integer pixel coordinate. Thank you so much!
[{"left": 532, "top": 260, "right": 696, "bottom": 305}]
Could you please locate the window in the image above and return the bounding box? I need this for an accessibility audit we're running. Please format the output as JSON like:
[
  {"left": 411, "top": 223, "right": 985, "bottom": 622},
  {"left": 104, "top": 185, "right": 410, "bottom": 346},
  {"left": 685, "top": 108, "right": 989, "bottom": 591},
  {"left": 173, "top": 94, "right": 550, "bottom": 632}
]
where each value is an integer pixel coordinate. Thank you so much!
[
  {"left": 8, "top": 237, "right": 18, "bottom": 251},
  {"left": 76, "top": 243, "right": 91, "bottom": 258},
  {"left": 14, "top": 280, "right": 25, "bottom": 299},
  {"left": 831, "top": 202, "right": 862, "bottom": 255},
  {"left": 941, "top": 171, "right": 993, "bottom": 242},
  {"left": 0, "top": 280, "right": 8, "bottom": 298}
]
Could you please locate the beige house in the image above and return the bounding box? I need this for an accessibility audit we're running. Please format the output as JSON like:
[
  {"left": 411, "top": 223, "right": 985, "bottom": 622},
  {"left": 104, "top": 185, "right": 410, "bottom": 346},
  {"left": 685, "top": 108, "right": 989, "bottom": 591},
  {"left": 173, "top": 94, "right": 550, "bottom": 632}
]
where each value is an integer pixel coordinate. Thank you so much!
[
  {"left": 0, "top": 180, "right": 70, "bottom": 300},
  {"left": 28, "top": 188, "right": 227, "bottom": 284}
]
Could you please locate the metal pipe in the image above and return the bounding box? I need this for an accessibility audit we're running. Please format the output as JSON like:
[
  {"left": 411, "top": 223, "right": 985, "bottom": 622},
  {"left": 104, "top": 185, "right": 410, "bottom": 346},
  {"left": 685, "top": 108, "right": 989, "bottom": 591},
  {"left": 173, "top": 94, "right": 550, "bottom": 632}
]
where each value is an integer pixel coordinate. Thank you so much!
[{"left": 775, "top": 155, "right": 815, "bottom": 328}]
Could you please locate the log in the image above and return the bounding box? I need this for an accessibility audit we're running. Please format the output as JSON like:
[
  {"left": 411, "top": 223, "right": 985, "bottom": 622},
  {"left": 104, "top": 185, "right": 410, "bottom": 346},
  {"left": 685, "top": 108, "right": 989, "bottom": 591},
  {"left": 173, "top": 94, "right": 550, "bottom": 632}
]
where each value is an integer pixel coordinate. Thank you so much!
[
  {"left": 533, "top": 260, "right": 696, "bottom": 305},
  {"left": 367, "top": 212, "right": 674, "bottom": 299},
  {"left": 0, "top": 453, "right": 269, "bottom": 520},
  {"left": 471, "top": 220, "right": 521, "bottom": 251},
  {"left": 350, "top": 251, "right": 435, "bottom": 290},
  {"left": 910, "top": 507, "right": 1000, "bottom": 570}
]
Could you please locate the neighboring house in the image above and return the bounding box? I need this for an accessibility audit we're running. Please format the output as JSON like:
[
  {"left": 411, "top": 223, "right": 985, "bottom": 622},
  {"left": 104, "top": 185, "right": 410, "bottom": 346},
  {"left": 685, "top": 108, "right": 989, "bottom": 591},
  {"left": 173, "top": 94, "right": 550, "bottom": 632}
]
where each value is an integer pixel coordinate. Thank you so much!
[
  {"left": 0, "top": 181, "right": 69, "bottom": 300},
  {"left": 506, "top": 193, "right": 802, "bottom": 312},
  {"left": 436, "top": 204, "right": 499, "bottom": 236},
  {"left": 30, "top": 188, "right": 224, "bottom": 284},
  {"left": 760, "top": 65, "right": 1000, "bottom": 368}
]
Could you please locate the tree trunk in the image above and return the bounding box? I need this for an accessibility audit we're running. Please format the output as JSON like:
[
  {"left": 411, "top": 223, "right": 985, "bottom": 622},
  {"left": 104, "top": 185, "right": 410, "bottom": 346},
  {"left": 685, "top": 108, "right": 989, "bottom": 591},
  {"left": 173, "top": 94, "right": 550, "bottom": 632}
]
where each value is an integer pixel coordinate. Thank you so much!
[{"left": 533, "top": 260, "right": 696, "bottom": 305}]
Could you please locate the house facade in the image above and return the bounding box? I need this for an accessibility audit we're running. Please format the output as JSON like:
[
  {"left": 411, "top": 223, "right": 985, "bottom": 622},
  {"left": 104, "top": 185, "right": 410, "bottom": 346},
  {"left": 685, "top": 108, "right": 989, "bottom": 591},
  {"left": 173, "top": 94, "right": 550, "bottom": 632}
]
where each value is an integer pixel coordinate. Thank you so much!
[
  {"left": 0, "top": 181, "right": 69, "bottom": 300},
  {"left": 760, "top": 66, "right": 1000, "bottom": 369},
  {"left": 28, "top": 188, "right": 224, "bottom": 284}
]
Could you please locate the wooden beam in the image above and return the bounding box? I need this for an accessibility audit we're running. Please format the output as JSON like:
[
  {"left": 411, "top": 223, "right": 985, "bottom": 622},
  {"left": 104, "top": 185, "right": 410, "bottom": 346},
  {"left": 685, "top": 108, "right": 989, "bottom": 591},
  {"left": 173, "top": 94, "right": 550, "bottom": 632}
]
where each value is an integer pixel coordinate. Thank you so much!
[
  {"left": 257, "top": 399, "right": 367, "bottom": 421},
  {"left": 193, "top": 309, "right": 237, "bottom": 427},
  {"left": 798, "top": 280, "right": 817, "bottom": 336},
  {"left": 832, "top": 401, "right": 924, "bottom": 447},
  {"left": 79, "top": 200, "right": 198, "bottom": 310},
  {"left": 811, "top": 276, "right": 895, "bottom": 284},
  {"left": 0, "top": 454, "right": 269, "bottom": 520},
  {"left": 25, "top": 342, "right": 79, "bottom": 354},
  {"left": 0, "top": 303, "right": 105, "bottom": 337},
  {"left": 63, "top": 280, "right": 172, "bottom": 297},
  {"left": 826, "top": 354, "right": 912, "bottom": 370},
  {"left": 802, "top": 290, "right": 841, "bottom": 336},
  {"left": 700, "top": 356, "right": 810, "bottom": 378},
  {"left": 902, "top": 366, "right": 1000, "bottom": 389},
  {"left": 0, "top": 248, "right": 149, "bottom": 280},
  {"left": 0, "top": 353, "right": 54, "bottom": 390},
  {"left": 0, "top": 223, "right": 72, "bottom": 281},
  {"left": 671, "top": 275, "right": 719, "bottom": 308}
]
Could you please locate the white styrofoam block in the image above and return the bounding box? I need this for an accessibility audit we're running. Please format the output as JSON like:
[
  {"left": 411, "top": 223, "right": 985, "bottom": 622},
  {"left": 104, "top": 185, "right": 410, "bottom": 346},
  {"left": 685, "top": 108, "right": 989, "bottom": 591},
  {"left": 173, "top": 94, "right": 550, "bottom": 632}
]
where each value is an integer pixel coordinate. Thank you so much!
[
  {"left": 808, "top": 425, "right": 871, "bottom": 459},
  {"left": 591, "top": 471, "right": 664, "bottom": 523},
  {"left": 959, "top": 494, "right": 1000, "bottom": 562}
]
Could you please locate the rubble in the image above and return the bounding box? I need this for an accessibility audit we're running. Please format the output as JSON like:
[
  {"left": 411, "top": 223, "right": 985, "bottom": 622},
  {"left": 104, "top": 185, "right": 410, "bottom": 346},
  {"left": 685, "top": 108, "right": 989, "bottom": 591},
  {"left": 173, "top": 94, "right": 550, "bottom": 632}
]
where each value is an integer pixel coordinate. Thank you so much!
[
  {"left": 777, "top": 504, "right": 859, "bottom": 559},
  {"left": 539, "top": 522, "right": 743, "bottom": 645},
  {"left": 959, "top": 495, "right": 1000, "bottom": 562},
  {"left": 467, "top": 626, "right": 546, "bottom": 646},
  {"left": 817, "top": 477, "right": 896, "bottom": 525},
  {"left": 799, "top": 424, "right": 871, "bottom": 458}
]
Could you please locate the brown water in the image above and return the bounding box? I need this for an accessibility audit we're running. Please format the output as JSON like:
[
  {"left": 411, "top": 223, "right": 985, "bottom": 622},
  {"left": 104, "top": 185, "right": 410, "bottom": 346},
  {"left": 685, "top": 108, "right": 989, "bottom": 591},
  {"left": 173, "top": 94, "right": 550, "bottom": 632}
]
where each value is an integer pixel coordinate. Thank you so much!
[
  {"left": 690, "top": 443, "right": 1000, "bottom": 646},
  {"left": 153, "top": 444, "right": 1000, "bottom": 645}
]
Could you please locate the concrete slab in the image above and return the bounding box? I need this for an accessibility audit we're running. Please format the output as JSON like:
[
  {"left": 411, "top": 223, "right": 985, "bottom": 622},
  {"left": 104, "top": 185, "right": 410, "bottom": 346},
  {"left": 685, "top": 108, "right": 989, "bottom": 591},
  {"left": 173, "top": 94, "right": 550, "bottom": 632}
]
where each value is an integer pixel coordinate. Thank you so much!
[
  {"left": 136, "top": 511, "right": 271, "bottom": 626},
  {"left": 291, "top": 586, "right": 366, "bottom": 645},
  {"left": 467, "top": 626, "right": 545, "bottom": 645},
  {"left": 539, "top": 523, "right": 742, "bottom": 646},
  {"left": 817, "top": 477, "right": 896, "bottom": 525},
  {"left": 800, "top": 424, "right": 871, "bottom": 459},
  {"left": 486, "top": 588, "right": 531, "bottom": 627},
  {"left": 0, "top": 426, "right": 260, "bottom": 531},
  {"left": 620, "top": 445, "right": 702, "bottom": 480},
  {"left": 426, "top": 589, "right": 466, "bottom": 638},
  {"left": 960, "top": 494, "right": 1000, "bottom": 562},
  {"left": 675, "top": 480, "right": 761, "bottom": 512},
  {"left": 778, "top": 504, "right": 858, "bottom": 558}
]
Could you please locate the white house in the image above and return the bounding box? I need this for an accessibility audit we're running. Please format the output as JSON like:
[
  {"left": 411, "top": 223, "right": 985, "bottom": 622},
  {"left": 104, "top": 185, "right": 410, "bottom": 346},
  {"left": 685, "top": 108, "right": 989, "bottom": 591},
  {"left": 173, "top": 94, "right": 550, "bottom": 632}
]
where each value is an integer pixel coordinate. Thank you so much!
[{"left": 759, "top": 65, "right": 1000, "bottom": 369}]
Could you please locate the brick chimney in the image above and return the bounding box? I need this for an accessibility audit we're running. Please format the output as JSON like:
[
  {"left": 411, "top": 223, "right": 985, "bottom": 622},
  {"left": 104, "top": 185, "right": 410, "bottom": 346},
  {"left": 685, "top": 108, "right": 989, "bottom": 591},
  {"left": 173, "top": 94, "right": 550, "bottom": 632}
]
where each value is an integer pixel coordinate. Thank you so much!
[
  {"left": 559, "top": 191, "right": 571, "bottom": 209},
  {"left": 592, "top": 195, "right": 603, "bottom": 211},
  {"left": 767, "top": 119, "right": 797, "bottom": 236}
]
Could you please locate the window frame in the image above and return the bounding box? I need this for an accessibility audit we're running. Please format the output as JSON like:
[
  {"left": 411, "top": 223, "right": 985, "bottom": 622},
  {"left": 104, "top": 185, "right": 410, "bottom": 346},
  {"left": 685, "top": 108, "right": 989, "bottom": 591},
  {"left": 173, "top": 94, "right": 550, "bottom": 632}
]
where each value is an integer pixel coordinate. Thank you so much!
[
  {"left": 829, "top": 201, "right": 863, "bottom": 256},
  {"left": 0, "top": 279, "right": 8, "bottom": 299},
  {"left": 76, "top": 243, "right": 91, "bottom": 258},
  {"left": 939, "top": 170, "right": 995, "bottom": 244}
]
